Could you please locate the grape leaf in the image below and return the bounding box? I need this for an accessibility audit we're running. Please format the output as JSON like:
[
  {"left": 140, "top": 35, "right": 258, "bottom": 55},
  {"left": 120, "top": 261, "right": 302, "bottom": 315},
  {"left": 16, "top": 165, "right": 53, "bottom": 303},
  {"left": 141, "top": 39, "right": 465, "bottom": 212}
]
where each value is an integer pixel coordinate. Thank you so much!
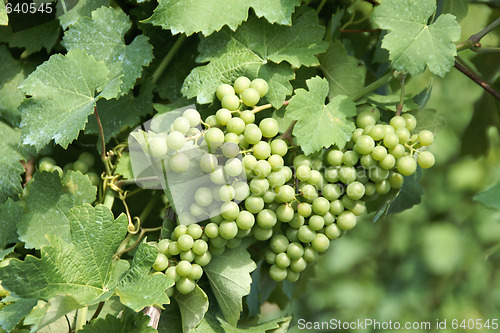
[
  {"left": 372, "top": 0, "right": 461, "bottom": 77},
  {"left": 145, "top": 0, "right": 301, "bottom": 36},
  {"left": 86, "top": 81, "right": 154, "bottom": 143},
  {"left": 367, "top": 94, "right": 420, "bottom": 112},
  {"left": 17, "top": 171, "right": 97, "bottom": 249},
  {"left": 23, "top": 295, "right": 82, "bottom": 332},
  {"left": 0, "top": 298, "right": 37, "bottom": 332},
  {"left": 115, "top": 152, "right": 134, "bottom": 180},
  {"left": 19, "top": 49, "right": 121, "bottom": 151},
  {"left": 59, "top": 0, "right": 111, "bottom": 29},
  {"left": 204, "top": 247, "right": 257, "bottom": 326},
  {"left": 0, "top": 204, "right": 128, "bottom": 305},
  {"left": 0, "top": 121, "right": 27, "bottom": 204},
  {"left": 0, "top": 246, "right": 15, "bottom": 260},
  {"left": 0, "top": 20, "right": 60, "bottom": 54},
  {"left": 0, "top": 198, "right": 23, "bottom": 249},
  {"left": 475, "top": 182, "right": 500, "bottom": 211},
  {"left": 319, "top": 40, "right": 365, "bottom": 99},
  {"left": 438, "top": 0, "right": 470, "bottom": 22},
  {"left": 0, "top": 45, "right": 36, "bottom": 126},
  {"left": 286, "top": 76, "right": 357, "bottom": 155},
  {"left": 411, "top": 108, "right": 446, "bottom": 135},
  {"left": 0, "top": 2, "right": 7, "bottom": 26},
  {"left": 175, "top": 285, "right": 209, "bottom": 333},
  {"left": 388, "top": 167, "right": 424, "bottom": 214},
  {"left": 115, "top": 242, "right": 174, "bottom": 311},
  {"left": 182, "top": 9, "right": 327, "bottom": 107},
  {"left": 192, "top": 312, "right": 291, "bottom": 333},
  {"left": 63, "top": 6, "right": 154, "bottom": 95},
  {"left": 79, "top": 308, "right": 156, "bottom": 333}
]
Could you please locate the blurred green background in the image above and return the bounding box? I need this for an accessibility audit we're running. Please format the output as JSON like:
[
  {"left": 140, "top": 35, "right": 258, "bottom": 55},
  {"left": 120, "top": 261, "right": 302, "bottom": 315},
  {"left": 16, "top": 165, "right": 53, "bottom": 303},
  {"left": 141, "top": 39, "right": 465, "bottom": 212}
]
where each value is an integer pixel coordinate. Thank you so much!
[{"left": 284, "top": 4, "right": 500, "bottom": 332}]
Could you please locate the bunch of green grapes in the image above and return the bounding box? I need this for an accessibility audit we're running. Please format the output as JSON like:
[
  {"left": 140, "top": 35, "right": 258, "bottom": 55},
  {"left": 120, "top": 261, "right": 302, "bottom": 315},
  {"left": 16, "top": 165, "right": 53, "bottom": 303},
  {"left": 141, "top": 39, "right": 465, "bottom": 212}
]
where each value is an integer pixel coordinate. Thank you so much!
[
  {"left": 38, "top": 152, "right": 100, "bottom": 185},
  {"left": 149, "top": 76, "right": 436, "bottom": 292}
]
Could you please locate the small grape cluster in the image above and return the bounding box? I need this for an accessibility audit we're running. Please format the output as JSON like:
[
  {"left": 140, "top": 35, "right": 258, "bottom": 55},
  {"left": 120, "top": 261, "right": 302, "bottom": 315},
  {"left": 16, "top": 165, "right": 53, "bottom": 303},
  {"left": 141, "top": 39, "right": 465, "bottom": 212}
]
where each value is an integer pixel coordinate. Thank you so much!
[
  {"left": 38, "top": 152, "right": 100, "bottom": 185},
  {"left": 147, "top": 76, "right": 436, "bottom": 293}
]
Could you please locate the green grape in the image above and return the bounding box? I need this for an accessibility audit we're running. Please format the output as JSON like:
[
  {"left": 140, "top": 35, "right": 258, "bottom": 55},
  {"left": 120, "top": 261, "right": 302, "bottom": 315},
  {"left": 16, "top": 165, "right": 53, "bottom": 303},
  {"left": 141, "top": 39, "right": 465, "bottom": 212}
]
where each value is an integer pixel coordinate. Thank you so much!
[
  {"left": 259, "top": 118, "right": 279, "bottom": 138},
  {"left": 50, "top": 166, "right": 63, "bottom": 177},
  {"left": 369, "top": 166, "right": 390, "bottom": 182},
  {"left": 396, "top": 127, "right": 411, "bottom": 143},
  {"left": 337, "top": 211, "right": 357, "bottom": 231},
  {"left": 277, "top": 185, "right": 296, "bottom": 203},
  {"left": 301, "top": 184, "right": 318, "bottom": 201},
  {"left": 250, "top": 177, "right": 269, "bottom": 196},
  {"left": 280, "top": 166, "right": 293, "bottom": 182},
  {"left": 192, "top": 239, "right": 208, "bottom": 255},
  {"left": 183, "top": 109, "right": 202, "bottom": 127},
  {"left": 211, "top": 246, "right": 225, "bottom": 256},
  {"left": 375, "top": 180, "right": 391, "bottom": 194},
  {"left": 224, "top": 158, "right": 243, "bottom": 177},
  {"left": 308, "top": 170, "right": 322, "bottom": 186},
  {"left": 253, "top": 160, "right": 272, "bottom": 178},
  {"left": 290, "top": 257, "right": 307, "bottom": 272},
  {"left": 189, "top": 203, "right": 205, "bottom": 218},
  {"left": 346, "top": 181, "right": 365, "bottom": 200},
  {"left": 195, "top": 252, "right": 212, "bottom": 266},
  {"left": 269, "top": 264, "right": 288, "bottom": 281},
  {"left": 165, "top": 266, "right": 180, "bottom": 282},
  {"left": 210, "top": 235, "right": 228, "bottom": 248},
  {"left": 245, "top": 195, "right": 265, "bottom": 213},
  {"left": 294, "top": 154, "right": 312, "bottom": 168},
  {"left": 338, "top": 166, "right": 357, "bottom": 184},
  {"left": 308, "top": 215, "right": 325, "bottom": 231},
  {"left": 287, "top": 242, "right": 304, "bottom": 260},
  {"left": 343, "top": 150, "right": 359, "bottom": 166},
  {"left": 242, "top": 88, "right": 260, "bottom": 106},
  {"left": 244, "top": 124, "right": 263, "bottom": 145},
  {"left": 371, "top": 146, "right": 388, "bottom": 161},
  {"left": 380, "top": 154, "right": 396, "bottom": 169},
  {"left": 73, "top": 160, "right": 89, "bottom": 174},
  {"left": 221, "top": 143, "right": 238, "bottom": 160},
  {"left": 286, "top": 270, "right": 300, "bottom": 282},
  {"left": 323, "top": 211, "right": 335, "bottom": 225},
  {"left": 355, "top": 135, "right": 375, "bottom": 155},
  {"left": 253, "top": 225, "right": 274, "bottom": 241},
  {"left": 189, "top": 264, "right": 203, "bottom": 280},
  {"left": 233, "top": 182, "right": 250, "bottom": 201},
  {"left": 324, "top": 167, "right": 339, "bottom": 183},
  {"left": 352, "top": 128, "right": 364, "bottom": 142},
  {"left": 219, "top": 221, "right": 238, "bottom": 239},
  {"left": 360, "top": 154, "right": 377, "bottom": 169},
  {"left": 221, "top": 202, "right": 240, "bottom": 220},
  {"left": 240, "top": 110, "right": 255, "bottom": 124},
  {"left": 270, "top": 234, "right": 289, "bottom": 253},
  {"left": 369, "top": 125, "right": 385, "bottom": 141},
  {"left": 267, "top": 172, "right": 286, "bottom": 188},
  {"left": 263, "top": 190, "right": 276, "bottom": 203},
  {"left": 356, "top": 108, "right": 380, "bottom": 128},
  {"left": 221, "top": 94, "right": 240, "bottom": 111},
  {"left": 210, "top": 167, "right": 227, "bottom": 185},
  {"left": 158, "top": 239, "right": 171, "bottom": 255},
  {"left": 325, "top": 223, "right": 342, "bottom": 239},
  {"left": 205, "top": 127, "right": 225, "bottom": 148},
  {"left": 268, "top": 154, "right": 284, "bottom": 171},
  {"left": 234, "top": 76, "right": 251, "bottom": 94},
  {"left": 322, "top": 184, "right": 342, "bottom": 201},
  {"left": 180, "top": 249, "right": 196, "bottom": 262},
  {"left": 236, "top": 210, "right": 255, "bottom": 230},
  {"left": 216, "top": 108, "right": 232, "bottom": 125},
  {"left": 270, "top": 139, "right": 288, "bottom": 156},
  {"left": 227, "top": 117, "right": 246, "bottom": 134},
  {"left": 311, "top": 233, "right": 330, "bottom": 253},
  {"left": 326, "top": 150, "right": 343, "bottom": 166},
  {"left": 276, "top": 204, "right": 294, "bottom": 222},
  {"left": 204, "top": 222, "right": 219, "bottom": 238},
  {"left": 351, "top": 201, "right": 366, "bottom": 216},
  {"left": 168, "top": 242, "right": 181, "bottom": 256},
  {"left": 257, "top": 209, "right": 277, "bottom": 228},
  {"left": 225, "top": 133, "right": 239, "bottom": 144},
  {"left": 194, "top": 187, "right": 212, "bottom": 207},
  {"left": 265, "top": 249, "right": 277, "bottom": 264},
  {"left": 176, "top": 277, "right": 196, "bottom": 294},
  {"left": 289, "top": 214, "right": 305, "bottom": 229},
  {"left": 78, "top": 152, "right": 95, "bottom": 168},
  {"left": 253, "top": 141, "right": 271, "bottom": 160},
  {"left": 303, "top": 246, "right": 319, "bottom": 263},
  {"left": 173, "top": 117, "right": 191, "bottom": 134},
  {"left": 390, "top": 115, "right": 406, "bottom": 129},
  {"left": 226, "top": 238, "right": 242, "bottom": 249},
  {"left": 205, "top": 115, "right": 218, "bottom": 127},
  {"left": 388, "top": 172, "right": 404, "bottom": 189},
  {"left": 312, "top": 197, "right": 330, "bottom": 215},
  {"left": 167, "top": 131, "right": 186, "bottom": 151},
  {"left": 250, "top": 78, "right": 269, "bottom": 97},
  {"left": 173, "top": 225, "right": 188, "bottom": 240},
  {"left": 341, "top": 196, "right": 356, "bottom": 211},
  {"left": 237, "top": 227, "right": 251, "bottom": 238},
  {"left": 296, "top": 165, "right": 311, "bottom": 181},
  {"left": 200, "top": 154, "right": 218, "bottom": 173},
  {"left": 177, "top": 234, "right": 194, "bottom": 252},
  {"left": 275, "top": 253, "right": 291, "bottom": 268},
  {"left": 243, "top": 154, "right": 258, "bottom": 171},
  {"left": 297, "top": 202, "right": 312, "bottom": 217},
  {"left": 400, "top": 113, "right": 416, "bottom": 131},
  {"left": 176, "top": 260, "right": 193, "bottom": 277},
  {"left": 397, "top": 155, "right": 417, "bottom": 176},
  {"left": 330, "top": 200, "right": 344, "bottom": 215},
  {"left": 418, "top": 130, "right": 434, "bottom": 146},
  {"left": 383, "top": 124, "right": 395, "bottom": 135},
  {"left": 418, "top": 151, "right": 435, "bottom": 168},
  {"left": 217, "top": 83, "right": 235, "bottom": 101},
  {"left": 298, "top": 225, "right": 316, "bottom": 243},
  {"left": 152, "top": 253, "right": 169, "bottom": 271},
  {"left": 383, "top": 133, "right": 400, "bottom": 149},
  {"left": 286, "top": 227, "right": 299, "bottom": 242}
]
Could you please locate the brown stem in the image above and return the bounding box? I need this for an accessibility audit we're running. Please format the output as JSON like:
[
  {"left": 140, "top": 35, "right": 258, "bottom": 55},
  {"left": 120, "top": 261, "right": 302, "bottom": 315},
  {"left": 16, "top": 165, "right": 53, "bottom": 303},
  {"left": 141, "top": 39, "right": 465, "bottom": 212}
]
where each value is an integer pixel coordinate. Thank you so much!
[
  {"left": 457, "top": 17, "right": 500, "bottom": 51},
  {"left": 341, "top": 28, "right": 381, "bottom": 33},
  {"left": 90, "top": 302, "right": 105, "bottom": 321},
  {"left": 454, "top": 61, "right": 500, "bottom": 100},
  {"left": 396, "top": 74, "right": 407, "bottom": 116},
  {"left": 280, "top": 120, "right": 297, "bottom": 144},
  {"left": 94, "top": 106, "right": 106, "bottom": 161},
  {"left": 143, "top": 306, "right": 162, "bottom": 329},
  {"left": 22, "top": 157, "right": 35, "bottom": 186}
]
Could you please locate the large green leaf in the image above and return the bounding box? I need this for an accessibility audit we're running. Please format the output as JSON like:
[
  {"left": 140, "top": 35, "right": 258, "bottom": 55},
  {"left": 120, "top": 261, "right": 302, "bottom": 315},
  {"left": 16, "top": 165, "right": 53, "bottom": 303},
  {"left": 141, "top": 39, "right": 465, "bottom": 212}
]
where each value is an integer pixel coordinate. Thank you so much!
[
  {"left": 438, "top": 0, "right": 470, "bottom": 22},
  {"left": 63, "top": 6, "right": 154, "bottom": 95},
  {"left": 0, "top": 20, "right": 60, "bottom": 55},
  {"left": 115, "top": 242, "right": 174, "bottom": 311},
  {"left": 145, "top": 0, "right": 301, "bottom": 36},
  {"left": 59, "top": 0, "right": 111, "bottom": 29},
  {"left": 0, "top": 198, "right": 23, "bottom": 249},
  {"left": 0, "top": 122, "right": 27, "bottom": 204},
  {"left": 0, "top": 204, "right": 128, "bottom": 305},
  {"left": 17, "top": 171, "right": 97, "bottom": 249},
  {"left": 0, "top": 298, "right": 37, "bottom": 332},
  {"left": 372, "top": 0, "right": 461, "bottom": 77},
  {"left": 79, "top": 308, "right": 156, "bottom": 333},
  {"left": 23, "top": 295, "right": 82, "bottom": 332},
  {"left": 285, "top": 76, "right": 357, "bottom": 155},
  {"left": 475, "top": 182, "right": 500, "bottom": 211},
  {"left": 204, "top": 248, "right": 257, "bottom": 326},
  {"left": 319, "top": 40, "right": 365, "bottom": 99},
  {"left": 19, "top": 49, "right": 121, "bottom": 151},
  {"left": 182, "top": 9, "right": 327, "bottom": 107},
  {"left": 175, "top": 285, "right": 209, "bottom": 333}
]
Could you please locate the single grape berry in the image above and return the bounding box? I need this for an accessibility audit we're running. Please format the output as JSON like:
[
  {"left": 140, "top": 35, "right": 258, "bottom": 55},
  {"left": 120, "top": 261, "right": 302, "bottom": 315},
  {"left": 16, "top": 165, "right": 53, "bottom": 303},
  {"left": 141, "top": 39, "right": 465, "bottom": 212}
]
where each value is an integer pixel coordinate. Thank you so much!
[
  {"left": 221, "top": 94, "right": 240, "bottom": 111},
  {"left": 242, "top": 88, "right": 260, "bottom": 106},
  {"left": 250, "top": 78, "right": 269, "bottom": 97},
  {"left": 216, "top": 84, "right": 235, "bottom": 101},
  {"left": 259, "top": 118, "right": 279, "bottom": 138},
  {"left": 234, "top": 76, "right": 251, "bottom": 94},
  {"left": 417, "top": 151, "right": 435, "bottom": 168}
]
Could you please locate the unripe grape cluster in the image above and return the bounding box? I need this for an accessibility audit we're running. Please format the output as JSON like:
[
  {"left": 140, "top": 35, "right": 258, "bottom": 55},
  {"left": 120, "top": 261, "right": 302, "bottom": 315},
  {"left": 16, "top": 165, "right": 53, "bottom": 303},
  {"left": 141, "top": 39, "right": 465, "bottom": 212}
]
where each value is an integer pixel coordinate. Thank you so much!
[
  {"left": 147, "top": 76, "right": 436, "bottom": 293},
  {"left": 38, "top": 152, "right": 100, "bottom": 185}
]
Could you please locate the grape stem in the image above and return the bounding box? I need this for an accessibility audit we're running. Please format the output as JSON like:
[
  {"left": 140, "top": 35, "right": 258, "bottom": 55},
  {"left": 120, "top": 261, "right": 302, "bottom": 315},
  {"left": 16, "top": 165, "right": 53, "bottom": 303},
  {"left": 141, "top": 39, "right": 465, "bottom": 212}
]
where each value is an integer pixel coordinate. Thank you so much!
[
  {"left": 456, "top": 17, "right": 500, "bottom": 52},
  {"left": 396, "top": 74, "right": 407, "bottom": 116},
  {"left": 280, "top": 120, "right": 297, "bottom": 144},
  {"left": 143, "top": 306, "right": 162, "bottom": 329},
  {"left": 21, "top": 157, "right": 34, "bottom": 187},
  {"left": 94, "top": 106, "right": 107, "bottom": 163},
  {"left": 454, "top": 61, "right": 500, "bottom": 100},
  {"left": 252, "top": 100, "right": 289, "bottom": 113},
  {"left": 351, "top": 71, "right": 394, "bottom": 101},
  {"left": 75, "top": 307, "right": 88, "bottom": 331},
  {"left": 151, "top": 34, "right": 187, "bottom": 85},
  {"left": 90, "top": 302, "right": 105, "bottom": 321}
]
